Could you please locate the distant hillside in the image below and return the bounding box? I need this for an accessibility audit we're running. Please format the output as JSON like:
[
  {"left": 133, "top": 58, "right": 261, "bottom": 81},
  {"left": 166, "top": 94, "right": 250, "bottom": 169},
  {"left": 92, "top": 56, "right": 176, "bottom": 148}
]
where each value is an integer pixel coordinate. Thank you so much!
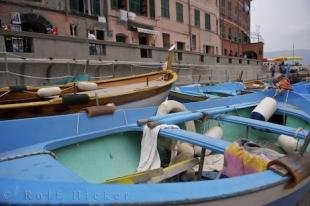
[{"left": 265, "top": 49, "right": 310, "bottom": 65}]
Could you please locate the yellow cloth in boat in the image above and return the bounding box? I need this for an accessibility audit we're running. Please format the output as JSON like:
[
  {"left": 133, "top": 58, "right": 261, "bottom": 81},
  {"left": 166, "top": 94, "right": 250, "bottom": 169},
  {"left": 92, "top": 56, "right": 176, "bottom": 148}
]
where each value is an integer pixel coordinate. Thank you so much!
[{"left": 223, "top": 142, "right": 270, "bottom": 177}]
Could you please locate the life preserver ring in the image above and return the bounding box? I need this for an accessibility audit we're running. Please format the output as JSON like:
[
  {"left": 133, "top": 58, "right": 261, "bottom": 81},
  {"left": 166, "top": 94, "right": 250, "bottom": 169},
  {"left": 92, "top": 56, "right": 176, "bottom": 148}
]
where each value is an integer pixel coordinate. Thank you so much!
[
  {"left": 157, "top": 100, "right": 196, "bottom": 132},
  {"left": 157, "top": 100, "right": 195, "bottom": 163}
]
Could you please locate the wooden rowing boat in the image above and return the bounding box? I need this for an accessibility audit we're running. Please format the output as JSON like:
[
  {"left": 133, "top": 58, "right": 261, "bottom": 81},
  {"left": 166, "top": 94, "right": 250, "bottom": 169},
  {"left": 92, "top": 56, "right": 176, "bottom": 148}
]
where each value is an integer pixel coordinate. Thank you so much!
[
  {"left": 168, "top": 82, "right": 252, "bottom": 103},
  {"left": 0, "top": 46, "right": 177, "bottom": 119},
  {"left": 243, "top": 80, "right": 267, "bottom": 90}
]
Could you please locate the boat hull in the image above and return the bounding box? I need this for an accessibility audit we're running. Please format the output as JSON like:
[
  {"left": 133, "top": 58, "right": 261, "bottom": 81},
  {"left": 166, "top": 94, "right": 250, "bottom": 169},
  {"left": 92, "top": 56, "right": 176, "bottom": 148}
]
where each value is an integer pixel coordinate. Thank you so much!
[
  {"left": 0, "top": 90, "right": 309, "bottom": 205},
  {"left": 0, "top": 71, "right": 176, "bottom": 119}
]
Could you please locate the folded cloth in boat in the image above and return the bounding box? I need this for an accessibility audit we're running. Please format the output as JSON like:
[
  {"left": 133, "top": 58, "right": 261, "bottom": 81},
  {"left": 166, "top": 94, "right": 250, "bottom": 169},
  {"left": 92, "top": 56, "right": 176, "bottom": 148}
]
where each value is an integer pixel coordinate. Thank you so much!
[
  {"left": 137, "top": 124, "right": 179, "bottom": 172},
  {"left": 223, "top": 139, "right": 283, "bottom": 177}
]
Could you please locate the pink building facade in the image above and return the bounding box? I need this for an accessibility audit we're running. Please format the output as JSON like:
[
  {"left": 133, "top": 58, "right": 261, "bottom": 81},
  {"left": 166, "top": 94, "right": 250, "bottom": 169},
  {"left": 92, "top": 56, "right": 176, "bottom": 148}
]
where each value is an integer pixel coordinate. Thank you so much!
[{"left": 107, "top": 0, "right": 222, "bottom": 55}]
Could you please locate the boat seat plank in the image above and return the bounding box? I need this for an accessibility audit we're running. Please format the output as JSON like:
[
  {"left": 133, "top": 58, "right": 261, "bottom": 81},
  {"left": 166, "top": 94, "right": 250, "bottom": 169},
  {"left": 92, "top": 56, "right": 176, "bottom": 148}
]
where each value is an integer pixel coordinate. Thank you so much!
[
  {"left": 150, "top": 157, "right": 199, "bottom": 183},
  {"left": 104, "top": 158, "right": 199, "bottom": 184},
  {"left": 211, "top": 114, "right": 309, "bottom": 140},
  {"left": 104, "top": 168, "right": 164, "bottom": 184}
]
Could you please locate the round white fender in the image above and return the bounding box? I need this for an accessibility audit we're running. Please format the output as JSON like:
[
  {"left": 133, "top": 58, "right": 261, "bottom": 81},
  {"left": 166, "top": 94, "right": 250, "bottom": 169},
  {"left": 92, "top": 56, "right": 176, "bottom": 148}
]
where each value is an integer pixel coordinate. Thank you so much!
[
  {"left": 77, "top": 81, "right": 98, "bottom": 91},
  {"left": 194, "top": 126, "right": 223, "bottom": 156},
  {"left": 251, "top": 97, "right": 277, "bottom": 121},
  {"left": 37, "top": 87, "right": 61, "bottom": 98},
  {"left": 278, "top": 134, "right": 302, "bottom": 154}
]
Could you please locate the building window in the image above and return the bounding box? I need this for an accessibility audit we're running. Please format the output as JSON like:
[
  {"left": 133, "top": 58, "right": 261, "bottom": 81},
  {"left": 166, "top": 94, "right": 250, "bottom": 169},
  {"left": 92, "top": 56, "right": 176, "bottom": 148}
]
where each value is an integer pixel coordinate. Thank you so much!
[
  {"left": 5, "top": 36, "right": 33, "bottom": 53},
  {"left": 161, "top": 0, "right": 170, "bottom": 18},
  {"left": 228, "top": 27, "right": 232, "bottom": 40},
  {"left": 194, "top": 9, "right": 200, "bottom": 27},
  {"left": 205, "top": 13, "right": 211, "bottom": 30},
  {"left": 204, "top": 45, "right": 213, "bottom": 55},
  {"left": 116, "top": 34, "right": 127, "bottom": 43},
  {"left": 111, "top": 0, "right": 127, "bottom": 10},
  {"left": 177, "top": 41, "right": 185, "bottom": 50},
  {"left": 140, "top": 48, "right": 152, "bottom": 58},
  {"left": 162, "top": 33, "right": 170, "bottom": 48},
  {"left": 221, "top": 25, "right": 226, "bottom": 38},
  {"left": 176, "top": 41, "right": 184, "bottom": 61},
  {"left": 228, "top": 1, "right": 232, "bottom": 17},
  {"left": 90, "top": 0, "right": 100, "bottom": 15},
  {"left": 191, "top": 34, "right": 196, "bottom": 51},
  {"left": 70, "top": 0, "right": 84, "bottom": 13},
  {"left": 149, "top": 0, "right": 155, "bottom": 18},
  {"left": 70, "top": 24, "right": 77, "bottom": 36},
  {"left": 177, "top": 52, "right": 182, "bottom": 61},
  {"left": 70, "top": 0, "right": 100, "bottom": 15},
  {"left": 130, "top": 0, "right": 147, "bottom": 16},
  {"left": 95, "top": 30, "right": 104, "bottom": 40},
  {"left": 89, "top": 44, "right": 106, "bottom": 56},
  {"left": 176, "top": 2, "right": 183, "bottom": 23},
  {"left": 200, "top": 55, "right": 204, "bottom": 62},
  {"left": 221, "top": 0, "right": 225, "bottom": 8}
]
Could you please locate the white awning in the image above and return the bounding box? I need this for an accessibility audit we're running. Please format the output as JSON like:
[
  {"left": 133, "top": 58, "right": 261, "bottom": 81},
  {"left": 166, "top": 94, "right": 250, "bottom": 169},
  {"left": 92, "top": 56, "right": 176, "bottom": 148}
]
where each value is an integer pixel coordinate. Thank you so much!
[{"left": 137, "top": 27, "right": 159, "bottom": 35}]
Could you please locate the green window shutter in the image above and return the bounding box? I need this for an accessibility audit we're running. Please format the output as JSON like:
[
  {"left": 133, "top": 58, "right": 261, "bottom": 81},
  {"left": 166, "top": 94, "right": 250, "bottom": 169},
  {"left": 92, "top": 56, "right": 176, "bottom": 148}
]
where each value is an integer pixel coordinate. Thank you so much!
[
  {"left": 194, "top": 9, "right": 200, "bottom": 27},
  {"left": 130, "top": 0, "right": 140, "bottom": 14},
  {"left": 92, "top": 0, "right": 100, "bottom": 15},
  {"left": 150, "top": 0, "right": 155, "bottom": 18},
  {"left": 161, "top": 0, "right": 170, "bottom": 18},
  {"left": 205, "top": 13, "right": 211, "bottom": 30},
  {"left": 70, "top": 0, "right": 78, "bottom": 12},
  {"left": 111, "top": 0, "right": 118, "bottom": 9},
  {"left": 176, "top": 2, "right": 183, "bottom": 22}
]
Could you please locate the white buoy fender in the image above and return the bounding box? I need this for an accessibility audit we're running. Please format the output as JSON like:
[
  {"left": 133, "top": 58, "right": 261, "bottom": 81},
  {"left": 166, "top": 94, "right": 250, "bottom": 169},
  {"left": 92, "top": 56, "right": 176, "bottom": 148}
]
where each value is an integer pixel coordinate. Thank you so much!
[
  {"left": 37, "top": 87, "right": 61, "bottom": 98},
  {"left": 194, "top": 126, "right": 223, "bottom": 156},
  {"left": 278, "top": 134, "right": 302, "bottom": 154},
  {"left": 157, "top": 100, "right": 195, "bottom": 132},
  {"left": 251, "top": 97, "right": 277, "bottom": 121},
  {"left": 77, "top": 81, "right": 98, "bottom": 91}
]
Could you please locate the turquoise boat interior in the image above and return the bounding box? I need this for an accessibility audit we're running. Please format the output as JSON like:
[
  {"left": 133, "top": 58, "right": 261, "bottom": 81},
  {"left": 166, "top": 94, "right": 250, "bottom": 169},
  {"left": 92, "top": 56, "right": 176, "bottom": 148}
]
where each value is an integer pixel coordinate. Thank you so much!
[{"left": 52, "top": 105, "right": 309, "bottom": 184}]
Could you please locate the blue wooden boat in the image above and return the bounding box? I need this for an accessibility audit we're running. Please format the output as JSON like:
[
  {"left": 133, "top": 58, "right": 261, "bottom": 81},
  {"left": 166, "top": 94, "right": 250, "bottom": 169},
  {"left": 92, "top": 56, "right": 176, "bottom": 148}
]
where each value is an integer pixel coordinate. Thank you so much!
[
  {"left": 292, "top": 81, "right": 310, "bottom": 100},
  {"left": 169, "top": 81, "right": 265, "bottom": 103},
  {"left": 0, "top": 89, "right": 309, "bottom": 205}
]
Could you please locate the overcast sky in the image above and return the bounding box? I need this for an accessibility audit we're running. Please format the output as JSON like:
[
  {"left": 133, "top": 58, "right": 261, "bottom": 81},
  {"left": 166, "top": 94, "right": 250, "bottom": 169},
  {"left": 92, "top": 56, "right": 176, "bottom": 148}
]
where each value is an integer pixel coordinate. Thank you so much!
[{"left": 251, "top": 0, "right": 310, "bottom": 52}]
